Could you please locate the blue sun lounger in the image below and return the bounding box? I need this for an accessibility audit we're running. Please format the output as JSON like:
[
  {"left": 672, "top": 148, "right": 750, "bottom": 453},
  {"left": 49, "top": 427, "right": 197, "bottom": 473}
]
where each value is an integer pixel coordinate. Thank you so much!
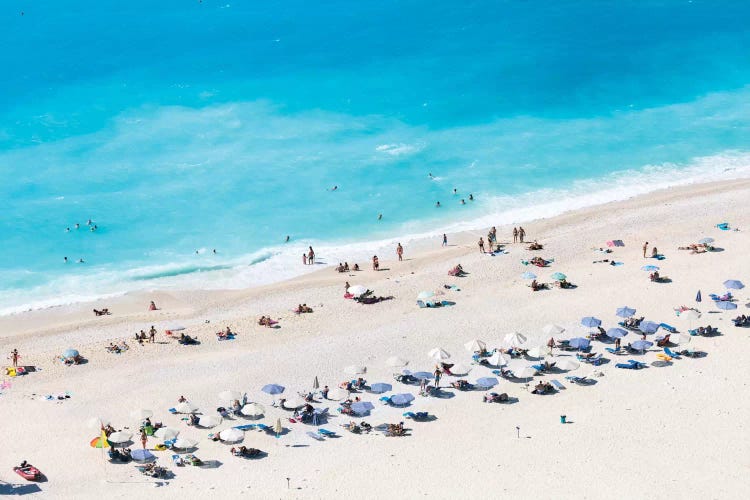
[
  {"left": 403, "top": 411, "right": 429, "bottom": 420},
  {"left": 550, "top": 379, "right": 565, "bottom": 390},
  {"left": 664, "top": 347, "right": 680, "bottom": 359},
  {"left": 318, "top": 428, "right": 336, "bottom": 437},
  {"left": 659, "top": 323, "right": 677, "bottom": 333},
  {"left": 605, "top": 347, "right": 624, "bottom": 355},
  {"left": 616, "top": 360, "right": 645, "bottom": 369},
  {"left": 565, "top": 376, "right": 590, "bottom": 385}
]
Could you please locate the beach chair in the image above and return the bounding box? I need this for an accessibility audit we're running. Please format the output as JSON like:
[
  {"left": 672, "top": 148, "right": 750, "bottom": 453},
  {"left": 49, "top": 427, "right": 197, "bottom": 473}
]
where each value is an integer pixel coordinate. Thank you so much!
[
  {"left": 605, "top": 347, "right": 623, "bottom": 355},
  {"left": 306, "top": 431, "right": 325, "bottom": 441},
  {"left": 318, "top": 428, "right": 336, "bottom": 437},
  {"left": 659, "top": 323, "right": 677, "bottom": 333},
  {"left": 550, "top": 379, "right": 565, "bottom": 391},
  {"left": 664, "top": 347, "right": 681, "bottom": 359},
  {"left": 379, "top": 396, "right": 391, "bottom": 404},
  {"left": 655, "top": 353, "right": 672, "bottom": 362},
  {"left": 565, "top": 376, "right": 589, "bottom": 385}
]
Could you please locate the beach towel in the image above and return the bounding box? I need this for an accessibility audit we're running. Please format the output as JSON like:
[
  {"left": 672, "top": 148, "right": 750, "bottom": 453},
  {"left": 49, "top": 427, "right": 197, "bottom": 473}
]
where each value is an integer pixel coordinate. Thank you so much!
[
  {"left": 607, "top": 240, "right": 625, "bottom": 247},
  {"left": 717, "top": 222, "right": 730, "bottom": 230}
]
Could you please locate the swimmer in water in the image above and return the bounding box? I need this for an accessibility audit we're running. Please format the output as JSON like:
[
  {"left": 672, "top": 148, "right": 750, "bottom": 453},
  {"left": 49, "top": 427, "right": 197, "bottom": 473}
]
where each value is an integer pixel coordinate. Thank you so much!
[
  {"left": 212, "top": 249, "right": 217, "bottom": 254},
  {"left": 285, "top": 235, "right": 290, "bottom": 242},
  {"left": 461, "top": 199, "right": 466, "bottom": 205},
  {"left": 75, "top": 223, "right": 80, "bottom": 229},
  {"left": 435, "top": 201, "right": 441, "bottom": 208},
  {"left": 428, "top": 173, "right": 433, "bottom": 179},
  {"left": 78, "top": 258, "right": 84, "bottom": 263},
  {"left": 378, "top": 214, "right": 382, "bottom": 220},
  {"left": 469, "top": 194, "right": 474, "bottom": 201},
  {"left": 66, "top": 227, "right": 70, "bottom": 232},
  {"left": 453, "top": 188, "right": 457, "bottom": 195},
  {"left": 64, "top": 256, "right": 68, "bottom": 263},
  {"left": 330, "top": 185, "right": 338, "bottom": 191},
  {"left": 87, "top": 219, "right": 92, "bottom": 226}
]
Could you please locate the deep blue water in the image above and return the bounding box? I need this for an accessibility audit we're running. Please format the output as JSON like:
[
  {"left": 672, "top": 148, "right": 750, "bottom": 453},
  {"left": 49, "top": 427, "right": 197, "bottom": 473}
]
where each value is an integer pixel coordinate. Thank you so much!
[{"left": 1, "top": 0, "right": 749, "bottom": 313}]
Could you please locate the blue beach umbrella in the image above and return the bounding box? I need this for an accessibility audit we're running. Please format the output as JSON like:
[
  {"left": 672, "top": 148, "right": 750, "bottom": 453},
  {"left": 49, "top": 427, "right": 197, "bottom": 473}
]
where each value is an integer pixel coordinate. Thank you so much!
[
  {"left": 550, "top": 272, "right": 567, "bottom": 281},
  {"left": 696, "top": 290, "right": 702, "bottom": 303},
  {"left": 62, "top": 348, "right": 79, "bottom": 358},
  {"left": 716, "top": 301, "right": 738, "bottom": 310},
  {"left": 412, "top": 371, "right": 434, "bottom": 380},
  {"left": 390, "top": 393, "right": 415, "bottom": 406},
  {"left": 606, "top": 327, "right": 628, "bottom": 339},
  {"left": 631, "top": 340, "right": 653, "bottom": 352},
  {"left": 475, "top": 377, "right": 499, "bottom": 388},
  {"left": 130, "top": 449, "right": 156, "bottom": 462},
  {"left": 616, "top": 307, "right": 636, "bottom": 318},
  {"left": 261, "top": 384, "right": 285, "bottom": 395},
  {"left": 581, "top": 317, "right": 601, "bottom": 328},
  {"left": 638, "top": 321, "right": 660, "bottom": 334},
  {"left": 369, "top": 383, "right": 392, "bottom": 394},
  {"left": 724, "top": 280, "right": 744, "bottom": 290},
  {"left": 350, "top": 402, "right": 375, "bottom": 415},
  {"left": 641, "top": 265, "right": 659, "bottom": 272},
  {"left": 521, "top": 271, "right": 537, "bottom": 280},
  {"left": 699, "top": 237, "right": 714, "bottom": 245},
  {"left": 568, "top": 337, "right": 590, "bottom": 350}
]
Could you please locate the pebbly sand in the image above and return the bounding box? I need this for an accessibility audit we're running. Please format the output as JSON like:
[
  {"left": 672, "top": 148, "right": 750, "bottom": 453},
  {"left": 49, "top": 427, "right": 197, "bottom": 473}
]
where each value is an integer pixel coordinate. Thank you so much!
[{"left": 1, "top": 179, "right": 749, "bottom": 499}]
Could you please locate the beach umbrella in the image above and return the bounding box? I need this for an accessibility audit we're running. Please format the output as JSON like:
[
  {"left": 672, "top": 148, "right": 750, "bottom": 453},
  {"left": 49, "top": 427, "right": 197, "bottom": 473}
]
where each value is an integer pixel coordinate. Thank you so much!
[
  {"left": 517, "top": 366, "right": 538, "bottom": 378},
  {"left": 198, "top": 415, "right": 222, "bottom": 428},
  {"left": 386, "top": 356, "right": 408, "bottom": 367},
  {"left": 568, "top": 337, "right": 590, "bottom": 350},
  {"left": 724, "top": 280, "right": 744, "bottom": 290},
  {"left": 273, "top": 418, "right": 283, "bottom": 437},
  {"left": 326, "top": 388, "right": 349, "bottom": 401},
  {"left": 62, "top": 348, "right": 79, "bottom": 358},
  {"left": 680, "top": 309, "right": 700, "bottom": 321},
  {"left": 616, "top": 307, "right": 636, "bottom": 318},
  {"left": 390, "top": 393, "right": 415, "bottom": 406},
  {"left": 521, "top": 271, "right": 537, "bottom": 279},
  {"left": 631, "top": 340, "right": 653, "bottom": 352},
  {"left": 668, "top": 333, "right": 691, "bottom": 345},
  {"left": 542, "top": 324, "right": 565, "bottom": 336},
  {"left": 552, "top": 358, "right": 580, "bottom": 371},
  {"left": 344, "top": 365, "right": 367, "bottom": 375},
  {"left": 107, "top": 431, "right": 133, "bottom": 444},
  {"left": 154, "top": 427, "right": 180, "bottom": 441},
  {"left": 464, "top": 339, "right": 487, "bottom": 352},
  {"left": 175, "top": 401, "right": 198, "bottom": 414},
  {"left": 240, "top": 403, "right": 265, "bottom": 418},
  {"left": 219, "top": 428, "right": 244, "bottom": 443},
  {"left": 412, "top": 371, "right": 434, "bottom": 380},
  {"left": 312, "top": 376, "right": 320, "bottom": 390},
  {"left": 696, "top": 290, "right": 702, "bottom": 302},
  {"left": 282, "top": 397, "right": 305, "bottom": 409},
  {"left": 218, "top": 390, "right": 242, "bottom": 402},
  {"left": 347, "top": 285, "right": 367, "bottom": 296},
  {"left": 417, "top": 291, "right": 435, "bottom": 300},
  {"left": 503, "top": 332, "right": 528, "bottom": 347},
  {"left": 474, "top": 377, "right": 499, "bottom": 388},
  {"left": 262, "top": 384, "right": 285, "bottom": 395},
  {"left": 550, "top": 272, "right": 567, "bottom": 281},
  {"left": 716, "top": 301, "right": 737, "bottom": 310},
  {"left": 130, "top": 409, "right": 153, "bottom": 421},
  {"left": 606, "top": 327, "right": 628, "bottom": 339},
  {"left": 351, "top": 401, "right": 375, "bottom": 415},
  {"left": 130, "top": 449, "right": 155, "bottom": 462},
  {"left": 369, "top": 383, "right": 392, "bottom": 394},
  {"left": 450, "top": 363, "right": 471, "bottom": 375},
  {"left": 526, "top": 346, "right": 550, "bottom": 359},
  {"left": 428, "top": 348, "right": 451, "bottom": 361},
  {"left": 638, "top": 321, "right": 660, "bottom": 334},
  {"left": 641, "top": 265, "right": 659, "bottom": 272},
  {"left": 699, "top": 237, "right": 714, "bottom": 244},
  {"left": 173, "top": 437, "right": 198, "bottom": 450},
  {"left": 90, "top": 436, "right": 110, "bottom": 448},
  {"left": 488, "top": 352, "right": 510, "bottom": 366},
  {"left": 580, "top": 317, "right": 601, "bottom": 328}
]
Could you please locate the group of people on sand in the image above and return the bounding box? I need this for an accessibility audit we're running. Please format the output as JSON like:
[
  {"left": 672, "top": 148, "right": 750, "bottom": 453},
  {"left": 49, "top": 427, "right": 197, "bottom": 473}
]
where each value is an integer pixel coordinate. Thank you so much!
[
  {"left": 336, "top": 262, "right": 360, "bottom": 272},
  {"left": 294, "top": 304, "right": 313, "bottom": 314},
  {"left": 678, "top": 242, "right": 713, "bottom": 254},
  {"left": 513, "top": 226, "right": 526, "bottom": 243},
  {"left": 135, "top": 326, "right": 157, "bottom": 344},
  {"left": 258, "top": 316, "right": 278, "bottom": 327}
]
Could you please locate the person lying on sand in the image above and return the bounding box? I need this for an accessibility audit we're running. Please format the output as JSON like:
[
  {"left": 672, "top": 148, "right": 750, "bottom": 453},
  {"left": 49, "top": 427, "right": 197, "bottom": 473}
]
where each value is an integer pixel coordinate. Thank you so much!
[{"left": 93, "top": 308, "right": 111, "bottom": 316}]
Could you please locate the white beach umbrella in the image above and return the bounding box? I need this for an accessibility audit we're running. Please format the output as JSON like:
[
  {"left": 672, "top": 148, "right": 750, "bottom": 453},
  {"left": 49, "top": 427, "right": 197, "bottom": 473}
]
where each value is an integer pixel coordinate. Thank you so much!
[
  {"left": 428, "top": 348, "right": 451, "bottom": 361},
  {"left": 488, "top": 352, "right": 510, "bottom": 366},
  {"left": 107, "top": 431, "right": 133, "bottom": 444},
  {"left": 549, "top": 357, "right": 580, "bottom": 371},
  {"left": 542, "top": 324, "right": 565, "bottom": 336},
  {"left": 218, "top": 390, "right": 242, "bottom": 402},
  {"left": 517, "top": 366, "right": 538, "bottom": 378},
  {"left": 417, "top": 291, "right": 435, "bottom": 300},
  {"left": 240, "top": 403, "right": 265, "bottom": 418},
  {"left": 130, "top": 409, "right": 154, "bottom": 420},
  {"left": 680, "top": 310, "right": 701, "bottom": 321},
  {"left": 175, "top": 401, "right": 199, "bottom": 414},
  {"left": 464, "top": 339, "right": 487, "bottom": 352},
  {"left": 503, "top": 332, "right": 528, "bottom": 347},
  {"left": 198, "top": 415, "right": 222, "bottom": 428},
  {"left": 173, "top": 437, "right": 198, "bottom": 449},
  {"left": 344, "top": 365, "right": 367, "bottom": 375},
  {"left": 326, "top": 388, "right": 349, "bottom": 401},
  {"left": 386, "top": 356, "right": 408, "bottom": 367},
  {"left": 219, "top": 428, "right": 244, "bottom": 443},
  {"left": 347, "top": 285, "right": 367, "bottom": 296},
  {"left": 449, "top": 363, "right": 471, "bottom": 375},
  {"left": 282, "top": 397, "right": 305, "bottom": 409},
  {"left": 668, "top": 333, "right": 691, "bottom": 345},
  {"left": 154, "top": 427, "right": 180, "bottom": 441},
  {"left": 526, "top": 346, "right": 550, "bottom": 359}
]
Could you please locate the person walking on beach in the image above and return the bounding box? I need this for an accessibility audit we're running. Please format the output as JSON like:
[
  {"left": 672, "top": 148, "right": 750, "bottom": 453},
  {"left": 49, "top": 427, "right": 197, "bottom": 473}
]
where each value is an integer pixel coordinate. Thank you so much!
[
  {"left": 149, "top": 326, "right": 156, "bottom": 343},
  {"left": 519, "top": 226, "right": 526, "bottom": 243},
  {"left": 10, "top": 349, "right": 19, "bottom": 367},
  {"left": 442, "top": 234, "right": 448, "bottom": 247},
  {"left": 140, "top": 429, "right": 148, "bottom": 450},
  {"left": 478, "top": 237, "right": 485, "bottom": 253},
  {"left": 642, "top": 242, "right": 649, "bottom": 258},
  {"left": 513, "top": 227, "right": 518, "bottom": 243},
  {"left": 396, "top": 243, "right": 404, "bottom": 261},
  {"left": 345, "top": 281, "right": 350, "bottom": 293},
  {"left": 433, "top": 368, "right": 442, "bottom": 388},
  {"left": 308, "top": 247, "right": 315, "bottom": 265},
  {"left": 372, "top": 255, "right": 380, "bottom": 271}
]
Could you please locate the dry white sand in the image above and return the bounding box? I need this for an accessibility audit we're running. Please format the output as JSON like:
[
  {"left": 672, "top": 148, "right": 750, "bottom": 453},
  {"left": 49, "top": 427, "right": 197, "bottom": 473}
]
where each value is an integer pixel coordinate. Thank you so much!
[{"left": 1, "top": 179, "right": 749, "bottom": 499}]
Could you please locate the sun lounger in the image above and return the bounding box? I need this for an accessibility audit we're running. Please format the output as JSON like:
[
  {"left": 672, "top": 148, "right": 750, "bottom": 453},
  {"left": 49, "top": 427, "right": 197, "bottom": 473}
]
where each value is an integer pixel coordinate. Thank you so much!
[
  {"left": 655, "top": 353, "right": 672, "bottom": 362},
  {"left": 550, "top": 379, "right": 565, "bottom": 390},
  {"left": 659, "top": 323, "right": 677, "bottom": 333},
  {"left": 306, "top": 431, "right": 325, "bottom": 441},
  {"left": 403, "top": 411, "right": 429, "bottom": 420},
  {"left": 605, "top": 347, "right": 624, "bottom": 355},
  {"left": 616, "top": 360, "right": 645, "bottom": 369},
  {"left": 663, "top": 347, "right": 680, "bottom": 359},
  {"left": 565, "top": 376, "right": 590, "bottom": 385},
  {"left": 318, "top": 428, "right": 336, "bottom": 437}
]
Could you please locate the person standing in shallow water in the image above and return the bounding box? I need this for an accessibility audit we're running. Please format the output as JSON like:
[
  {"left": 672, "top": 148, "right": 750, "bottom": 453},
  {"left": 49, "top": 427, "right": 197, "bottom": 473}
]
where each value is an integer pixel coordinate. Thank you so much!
[
  {"left": 442, "top": 234, "right": 447, "bottom": 247},
  {"left": 302, "top": 253, "right": 307, "bottom": 265},
  {"left": 519, "top": 226, "right": 525, "bottom": 243},
  {"left": 308, "top": 247, "right": 315, "bottom": 265},
  {"left": 396, "top": 243, "right": 404, "bottom": 261},
  {"left": 513, "top": 227, "right": 518, "bottom": 243}
]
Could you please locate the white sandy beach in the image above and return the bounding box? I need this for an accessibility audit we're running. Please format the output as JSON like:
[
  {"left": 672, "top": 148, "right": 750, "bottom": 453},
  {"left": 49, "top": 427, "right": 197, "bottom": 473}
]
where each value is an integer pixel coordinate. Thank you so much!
[{"left": 1, "top": 179, "right": 750, "bottom": 499}]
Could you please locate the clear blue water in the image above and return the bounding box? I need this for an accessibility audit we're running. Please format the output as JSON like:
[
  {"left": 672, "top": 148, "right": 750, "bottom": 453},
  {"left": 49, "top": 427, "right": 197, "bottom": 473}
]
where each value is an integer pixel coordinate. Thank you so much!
[{"left": 1, "top": 0, "right": 750, "bottom": 313}]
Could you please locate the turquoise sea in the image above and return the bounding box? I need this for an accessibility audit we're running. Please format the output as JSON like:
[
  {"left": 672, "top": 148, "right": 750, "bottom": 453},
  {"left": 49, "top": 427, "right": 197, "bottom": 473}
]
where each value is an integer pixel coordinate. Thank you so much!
[{"left": 1, "top": 0, "right": 749, "bottom": 314}]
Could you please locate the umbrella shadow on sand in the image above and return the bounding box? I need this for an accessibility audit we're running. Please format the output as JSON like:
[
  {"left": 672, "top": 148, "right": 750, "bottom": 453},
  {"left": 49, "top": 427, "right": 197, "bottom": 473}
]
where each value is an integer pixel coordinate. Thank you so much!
[
  {"left": 0, "top": 482, "right": 43, "bottom": 495},
  {"left": 197, "top": 460, "right": 223, "bottom": 469}
]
